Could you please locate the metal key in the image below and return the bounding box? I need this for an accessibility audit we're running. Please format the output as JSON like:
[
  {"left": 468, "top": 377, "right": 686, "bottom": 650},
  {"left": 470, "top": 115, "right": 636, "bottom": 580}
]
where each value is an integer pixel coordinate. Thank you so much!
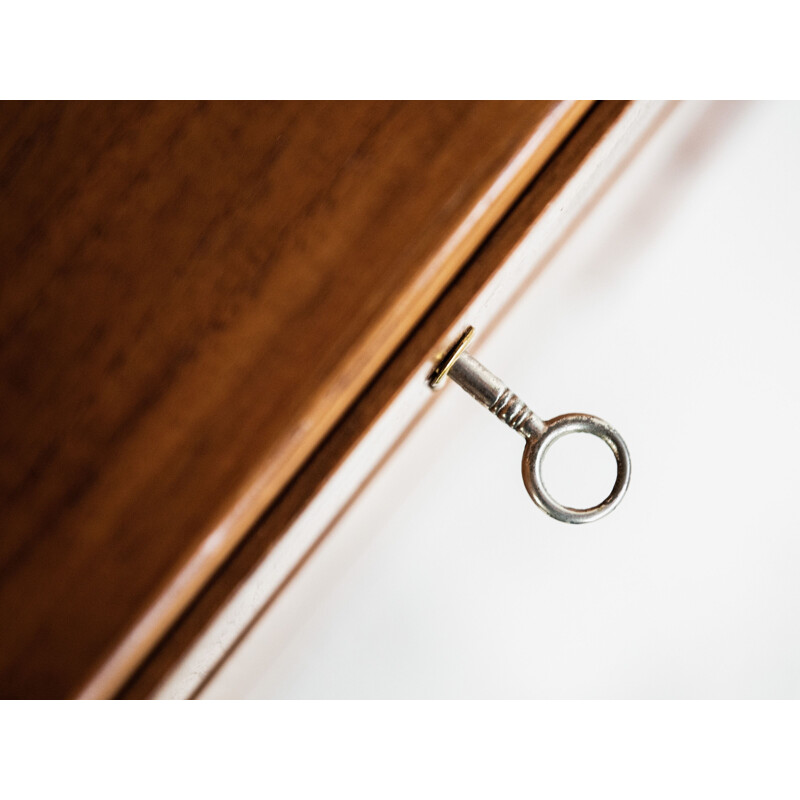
[{"left": 428, "top": 326, "right": 631, "bottom": 524}]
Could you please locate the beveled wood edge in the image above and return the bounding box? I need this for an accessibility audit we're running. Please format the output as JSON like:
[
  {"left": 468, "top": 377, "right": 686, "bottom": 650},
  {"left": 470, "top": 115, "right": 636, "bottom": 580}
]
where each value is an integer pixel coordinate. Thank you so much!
[{"left": 122, "top": 101, "right": 673, "bottom": 699}]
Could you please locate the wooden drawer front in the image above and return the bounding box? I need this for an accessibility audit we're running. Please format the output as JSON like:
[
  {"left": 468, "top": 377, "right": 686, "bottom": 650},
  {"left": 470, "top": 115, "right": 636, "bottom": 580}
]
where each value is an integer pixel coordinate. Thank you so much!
[{"left": 0, "top": 100, "right": 593, "bottom": 698}]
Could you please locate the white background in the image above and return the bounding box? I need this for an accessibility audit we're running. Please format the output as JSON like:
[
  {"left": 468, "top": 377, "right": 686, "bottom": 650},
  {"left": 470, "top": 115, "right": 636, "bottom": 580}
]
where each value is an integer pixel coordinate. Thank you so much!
[{"left": 204, "top": 102, "right": 800, "bottom": 699}]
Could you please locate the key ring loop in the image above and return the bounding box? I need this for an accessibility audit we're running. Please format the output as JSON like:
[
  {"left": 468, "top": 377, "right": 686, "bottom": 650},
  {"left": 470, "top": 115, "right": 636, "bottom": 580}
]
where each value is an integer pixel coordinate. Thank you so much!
[{"left": 521, "top": 413, "right": 631, "bottom": 524}]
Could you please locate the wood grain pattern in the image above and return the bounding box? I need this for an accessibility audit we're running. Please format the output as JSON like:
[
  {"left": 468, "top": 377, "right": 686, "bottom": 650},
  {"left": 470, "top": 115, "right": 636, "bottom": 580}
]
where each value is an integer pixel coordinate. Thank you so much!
[
  {"left": 0, "top": 100, "right": 589, "bottom": 698},
  {"left": 121, "top": 101, "right": 643, "bottom": 699}
]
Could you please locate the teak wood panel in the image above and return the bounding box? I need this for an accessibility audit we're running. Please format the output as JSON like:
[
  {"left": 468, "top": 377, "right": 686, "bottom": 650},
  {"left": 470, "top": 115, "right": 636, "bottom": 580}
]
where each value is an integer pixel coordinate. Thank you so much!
[
  {"left": 123, "top": 101, "right": 648, "bottom": 699},
  {"left": 0, "top": 100, "right": 590, "bottom": 698}
]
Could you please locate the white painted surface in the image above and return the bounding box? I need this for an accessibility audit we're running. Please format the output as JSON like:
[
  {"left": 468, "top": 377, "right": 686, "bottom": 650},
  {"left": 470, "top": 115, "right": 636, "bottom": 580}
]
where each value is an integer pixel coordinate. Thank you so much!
[{"left": 203, "top": 102, "right": 800, "bottom": 698}]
